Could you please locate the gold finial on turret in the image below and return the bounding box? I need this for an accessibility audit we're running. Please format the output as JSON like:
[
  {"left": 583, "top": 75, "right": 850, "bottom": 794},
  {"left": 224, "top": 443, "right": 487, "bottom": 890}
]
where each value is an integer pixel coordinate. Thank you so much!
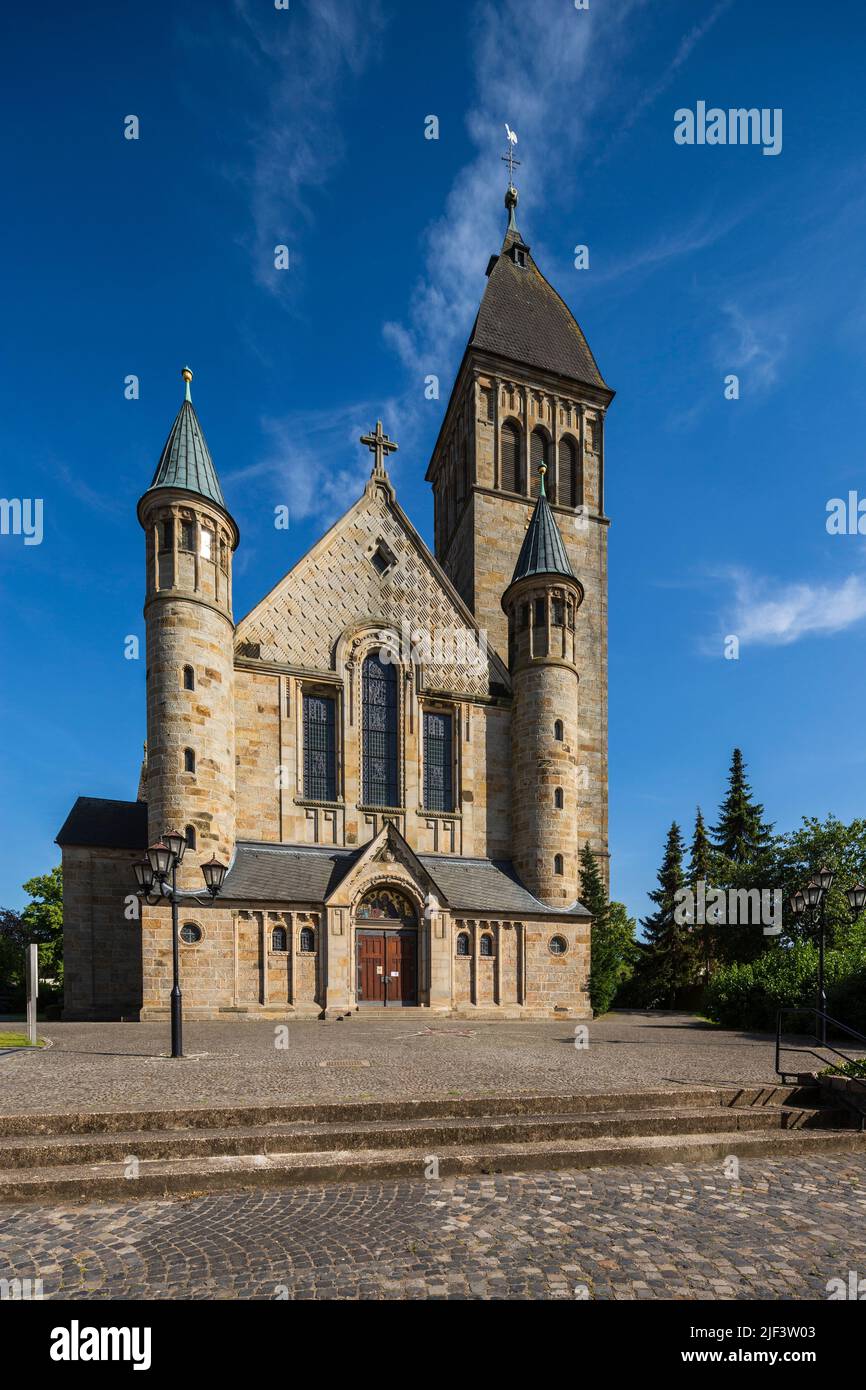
[{"left": 181, "top": 366, "right": 193, "bottom": 402}]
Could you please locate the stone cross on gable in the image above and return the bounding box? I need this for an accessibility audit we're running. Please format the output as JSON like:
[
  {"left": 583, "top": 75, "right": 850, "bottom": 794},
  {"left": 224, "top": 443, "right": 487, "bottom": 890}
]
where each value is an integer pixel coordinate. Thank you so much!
[{"left": 361, "top": 420, "right": 398, "bottom": 477}]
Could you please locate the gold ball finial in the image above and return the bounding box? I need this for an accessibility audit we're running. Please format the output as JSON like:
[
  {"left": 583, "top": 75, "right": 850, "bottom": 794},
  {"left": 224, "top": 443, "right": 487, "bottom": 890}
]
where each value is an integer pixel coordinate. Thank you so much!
[{"left": 181, "top": 366, "right": 193, "bottom": 402}]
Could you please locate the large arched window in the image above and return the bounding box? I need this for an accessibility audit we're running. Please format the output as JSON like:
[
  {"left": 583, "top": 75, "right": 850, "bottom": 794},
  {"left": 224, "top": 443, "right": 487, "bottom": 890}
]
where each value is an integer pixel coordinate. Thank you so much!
[
  {"left": 530, "top": 429, "right": 549, "bottom": 496},
  {"left": 500, "top": 421, "right": 522, "bottom": 494},
  {"left": 558, "top": 436, "right": 580, "bottom": 509},
  {"left": 362, "top": 653, "right": 398, "bottom": 807}
]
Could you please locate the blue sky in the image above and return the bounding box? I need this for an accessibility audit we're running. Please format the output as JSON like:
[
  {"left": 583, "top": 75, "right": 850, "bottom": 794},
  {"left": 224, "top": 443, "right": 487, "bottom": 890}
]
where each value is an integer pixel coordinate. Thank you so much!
[{"left": 2, "top": 0, "right": 866, "bottom": 924}]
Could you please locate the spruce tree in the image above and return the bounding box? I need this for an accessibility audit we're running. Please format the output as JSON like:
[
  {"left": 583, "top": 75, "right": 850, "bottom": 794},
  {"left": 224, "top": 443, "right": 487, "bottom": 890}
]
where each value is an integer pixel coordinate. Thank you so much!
[
  {"left": 687, "top": 807, "right": 715, "bottom": 980},
  {"left": 639, "top": 822, "right": 696, "bottom": 1007},
  {"left": 579, "top": 842, "right": 621, "bottom": 1016},
  {"left": 711, "top": 748, "right": 774, "bottom": 865},
  {"left": 710, "top": 749, "right": 776, "bottom": 963}
]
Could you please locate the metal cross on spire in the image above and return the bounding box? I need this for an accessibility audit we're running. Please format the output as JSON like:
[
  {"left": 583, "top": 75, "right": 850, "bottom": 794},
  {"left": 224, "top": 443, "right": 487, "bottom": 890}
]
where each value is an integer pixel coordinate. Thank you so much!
[
  {"left": 502, "top": 123, "right": 520, "bottom": 186},
  {"left": 360, "top": 420, "right": 399, "bottom": 477}
]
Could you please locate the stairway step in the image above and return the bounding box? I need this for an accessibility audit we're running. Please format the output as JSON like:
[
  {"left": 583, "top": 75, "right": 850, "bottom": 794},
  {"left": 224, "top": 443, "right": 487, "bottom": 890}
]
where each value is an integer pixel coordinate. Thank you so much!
[
  {"left": 0, "top": 1083, "right": 821, "bottom": 1139},
  {"left": 0, "top": 1103, "right": 848, "bottom": 1170},
  {"left": 1, "top": 1125, "right": 863, "bottom": 1203}
]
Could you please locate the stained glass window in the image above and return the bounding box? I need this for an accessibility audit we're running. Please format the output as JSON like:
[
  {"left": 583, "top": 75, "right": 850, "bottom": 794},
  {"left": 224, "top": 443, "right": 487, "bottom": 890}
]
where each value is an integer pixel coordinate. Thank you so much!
[
  {"left": 303, "top": 693, "right": 336, "bottom": 801},
  {"left": 362, "top": 655, "right": 398, "bottom": 807},
  {"left": 423, "top": 710, "right": 453, "bottom": 812}
]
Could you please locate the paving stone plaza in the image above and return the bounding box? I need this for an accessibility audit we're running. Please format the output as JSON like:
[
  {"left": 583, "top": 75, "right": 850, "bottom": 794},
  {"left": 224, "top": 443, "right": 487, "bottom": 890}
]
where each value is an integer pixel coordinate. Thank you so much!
[
  {"left": 2, "top": 1014, "right": 865, "bottom": 1302},
  {"left": 3, "top": 1157, "right": 865, "bottom": 1301}
]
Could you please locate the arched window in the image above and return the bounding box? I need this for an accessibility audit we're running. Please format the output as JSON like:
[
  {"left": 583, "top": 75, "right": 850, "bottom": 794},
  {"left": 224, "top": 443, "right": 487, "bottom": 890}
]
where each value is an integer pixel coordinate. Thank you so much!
[
  {"left": 184, "top": 824, "right": 196, "bottom": 851},
  {"left": 299, "top": 926, "right": 315, "bottom": 953},
  {"left": 180, "top": 922, "right": 202, "bottom": 945},
  {"left": 184, "top": 748, "right": 195, "bottom": 773},
  {"left": 554, "top": 720, "right": 564, "bottom": 742},
  {"left": 362, "top": 653, "right": 398, "bottom": 807},
  {"left": 530, "top": 429, "right": 549, "bottom": 496},
  {"left": 456, "top": 931, "right": 470, "bottom": 957},
  {"left": 558, "top": 437, "right": 580, "bottom": 509},
  {"left": 554, "top": 854, "right": 564, "bottom": 875},
  {"left": 500, "top": 421, "right": 522, "bottom": 494},
  {"left": 271, "top": 926, "right": 288, "bottom": 953},
  {"left": 183, "top": 665, "right": 195, "bottom": 691},
  {"left": 554, "top": 788, "right": 564, "bottom": 810},
  {"left": 479, "top": 933, "right": 494, "bottom": 958}
]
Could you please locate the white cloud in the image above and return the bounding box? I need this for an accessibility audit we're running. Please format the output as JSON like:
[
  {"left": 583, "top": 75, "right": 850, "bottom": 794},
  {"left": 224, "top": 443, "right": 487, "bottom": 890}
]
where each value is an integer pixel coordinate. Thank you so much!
[
  {"left": 231, "top": 0, "right": 386, "bottom": 297},
  {"left": 722, "top": 568, "right": 866, "bottom": 647},
  {"left": 715, "top": 302, "right": 788, "bottom": 391}
]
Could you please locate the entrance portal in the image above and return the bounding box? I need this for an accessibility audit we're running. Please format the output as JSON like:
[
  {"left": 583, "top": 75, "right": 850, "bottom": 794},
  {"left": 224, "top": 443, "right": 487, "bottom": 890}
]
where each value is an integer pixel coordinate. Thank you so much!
[{"left": 355, "top": 888, "right": 418, "bottom": 1008}]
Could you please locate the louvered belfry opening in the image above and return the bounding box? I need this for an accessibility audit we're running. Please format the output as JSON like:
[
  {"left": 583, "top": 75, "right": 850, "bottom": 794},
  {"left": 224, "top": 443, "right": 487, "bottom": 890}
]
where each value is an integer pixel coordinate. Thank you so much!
[
  {"left": 362, "top": 653, "right": 398, "bottom": 807},
  {"left": 530, "top": 429, "right": 549, "bottom": 497},
  {"left": 558, "top": 436, "right": 578, "bottom": 509},
  {"left": 501, "top": 420, "right": 521, "bottom": 493}
]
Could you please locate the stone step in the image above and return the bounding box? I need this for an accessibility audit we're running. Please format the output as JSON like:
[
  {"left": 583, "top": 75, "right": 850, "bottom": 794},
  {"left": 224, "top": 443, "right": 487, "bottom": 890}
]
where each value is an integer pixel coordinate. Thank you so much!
[
  {"left": 0, "top": 1083, "right": 820, "bottom": 1139},
  {"left": 1, "top": 1125, "right": 863, "bottom": 1203},
  {"left": 0, "top": 1102, "right": 848, "bottom": 1171}
]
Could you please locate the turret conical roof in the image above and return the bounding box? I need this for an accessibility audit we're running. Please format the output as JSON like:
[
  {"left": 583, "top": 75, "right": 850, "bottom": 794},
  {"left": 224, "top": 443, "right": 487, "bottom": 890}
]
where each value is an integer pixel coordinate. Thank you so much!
[
  {"left": 142, "top": 369, "right": 227, "bottom": 510},
  {"left": 510, "top": 476, "right": 575, "bottom": 585}
]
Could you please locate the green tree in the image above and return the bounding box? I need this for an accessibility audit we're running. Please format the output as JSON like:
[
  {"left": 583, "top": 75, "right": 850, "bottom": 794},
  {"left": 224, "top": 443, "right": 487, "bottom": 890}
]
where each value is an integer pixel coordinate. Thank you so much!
[
  {"left": 710, "top": 749, "right": 776, "bottom": 963},
  {"left": 20, "top": 867, "right": 63, "bottom": 983},
  {"left": 579, "top": 844, "right": 636, "bottom": 1015},
  {"left": 773, "top": 815, "right": 866, "bottom": 951},
  {"left": 638, "top": 822, "right": 696, "bottom": 1006},
  {"left": 687, "top": 806, "right": 717, "bottom": 980}
]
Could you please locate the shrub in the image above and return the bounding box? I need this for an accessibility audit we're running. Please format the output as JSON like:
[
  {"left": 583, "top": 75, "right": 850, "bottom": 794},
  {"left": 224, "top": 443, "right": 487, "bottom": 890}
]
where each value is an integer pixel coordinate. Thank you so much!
[{"left": 702, "top": 942, "right": 866, "bottom": 1033}]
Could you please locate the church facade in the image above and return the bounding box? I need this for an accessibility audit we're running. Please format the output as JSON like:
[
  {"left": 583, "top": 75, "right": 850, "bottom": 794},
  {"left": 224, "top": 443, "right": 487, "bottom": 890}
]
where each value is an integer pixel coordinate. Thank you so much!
[{"left": 57, "top": 183, "right": 614, "bottom": 1021}]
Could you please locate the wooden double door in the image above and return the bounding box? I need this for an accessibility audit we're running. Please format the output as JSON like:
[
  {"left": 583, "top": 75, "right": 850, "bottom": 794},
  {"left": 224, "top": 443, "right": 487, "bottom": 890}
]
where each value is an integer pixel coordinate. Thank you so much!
[{"left": 356, "top": 928, "right": 418, "bottom": 1007}]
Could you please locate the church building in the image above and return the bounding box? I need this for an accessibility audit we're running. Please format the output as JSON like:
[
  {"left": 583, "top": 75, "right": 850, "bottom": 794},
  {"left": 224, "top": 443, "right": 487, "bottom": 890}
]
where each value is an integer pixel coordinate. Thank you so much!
[{"left": 57, "top": 178, "right": 614, "bottom": 1020}]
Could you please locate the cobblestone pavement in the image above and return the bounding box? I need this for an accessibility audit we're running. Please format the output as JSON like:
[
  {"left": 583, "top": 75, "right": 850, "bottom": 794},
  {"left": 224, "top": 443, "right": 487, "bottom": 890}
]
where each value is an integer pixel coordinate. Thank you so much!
[
  {"left": 2, "top": 1155, "right": 864, "bottom": 1300},
  {"left": 0, "top": 1011, "right": 827, "bottom": 1116}
]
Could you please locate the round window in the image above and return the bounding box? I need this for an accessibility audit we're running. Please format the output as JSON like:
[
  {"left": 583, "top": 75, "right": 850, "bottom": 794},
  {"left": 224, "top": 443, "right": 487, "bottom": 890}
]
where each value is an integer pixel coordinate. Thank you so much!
[
  {"left": 180, "top": 922, "right": 203, "bottom": 945},
  {"left": 549, "top": 935, "right": 568, "bottom": 956}
]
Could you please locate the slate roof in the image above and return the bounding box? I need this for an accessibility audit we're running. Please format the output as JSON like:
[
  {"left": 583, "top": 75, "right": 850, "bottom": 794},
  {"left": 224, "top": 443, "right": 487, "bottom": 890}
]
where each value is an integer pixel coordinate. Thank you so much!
[
  {"left": 469, "top": 232, "right": 610, "bottom": 392},
  {"left": 143, "top": 398, "right": 226, "bottom": 510},
  {"left": 56, "top": 797, "right": 148, "bottom": 850},
  {"left": 220, "top": 841, "right": 589, "bottom": 918},
  {"left": 54, "top": 804, "right": 589, "bottom": 918},
  {"left": 510, "top": 487, "right": 575, "bottom": 585}
]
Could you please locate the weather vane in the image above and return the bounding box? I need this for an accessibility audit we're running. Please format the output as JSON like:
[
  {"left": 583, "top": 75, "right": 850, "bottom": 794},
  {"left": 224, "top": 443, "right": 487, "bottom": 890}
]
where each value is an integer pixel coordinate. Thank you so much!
[{"left": 502, "top": 123, "right": 520, "bottom": 186}]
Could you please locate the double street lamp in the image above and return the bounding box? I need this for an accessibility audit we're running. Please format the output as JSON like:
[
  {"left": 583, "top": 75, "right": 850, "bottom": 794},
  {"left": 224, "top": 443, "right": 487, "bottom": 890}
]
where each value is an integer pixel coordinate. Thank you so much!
[
  {"left": 789, "top": 866, "right": 866, "bottom": 1045},
  {"left": 133, "top": 832, "right": 227, "bottom": 1059}
]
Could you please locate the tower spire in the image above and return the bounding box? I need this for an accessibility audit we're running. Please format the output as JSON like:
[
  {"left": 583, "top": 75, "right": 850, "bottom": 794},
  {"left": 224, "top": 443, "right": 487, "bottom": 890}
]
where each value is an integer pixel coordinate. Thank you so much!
[{"left": 502, "top": 124, "right": 521, "bottom": 235}]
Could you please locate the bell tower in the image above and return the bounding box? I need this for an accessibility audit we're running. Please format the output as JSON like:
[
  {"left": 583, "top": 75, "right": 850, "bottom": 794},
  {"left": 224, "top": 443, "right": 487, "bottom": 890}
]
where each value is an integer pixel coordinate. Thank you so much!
[
  {"left": 137, "top": 368, "right": 239, "bottom": 888},
  {"left": 425, "top": 156, "right": 614, "bottom": 879}
]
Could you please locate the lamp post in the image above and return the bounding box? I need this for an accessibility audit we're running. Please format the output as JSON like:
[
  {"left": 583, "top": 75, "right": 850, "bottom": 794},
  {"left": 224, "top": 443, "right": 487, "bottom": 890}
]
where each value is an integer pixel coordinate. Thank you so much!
[
  {"left": 789, "top": 866, "right": 834, "bottom": 1045},
  {"left": 133, "top": 835, "right": 227, "bottom": 1059}
]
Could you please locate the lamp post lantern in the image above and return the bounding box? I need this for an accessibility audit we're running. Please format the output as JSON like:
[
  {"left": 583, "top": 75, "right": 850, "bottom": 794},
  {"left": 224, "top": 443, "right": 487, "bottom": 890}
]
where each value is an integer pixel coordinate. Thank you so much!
[
  {"left": 134, "top": 833, "right": 227, "bottom": 1058},
  {"left": 790, "top": 867, "right": 834, "bottom": 1045}
]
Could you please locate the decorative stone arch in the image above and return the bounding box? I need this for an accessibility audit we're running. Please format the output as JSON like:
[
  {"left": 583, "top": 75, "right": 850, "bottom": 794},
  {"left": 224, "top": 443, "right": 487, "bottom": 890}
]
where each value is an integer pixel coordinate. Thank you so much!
[{"left": 350, "top": 873, "right": 426, "bottom": 1009}]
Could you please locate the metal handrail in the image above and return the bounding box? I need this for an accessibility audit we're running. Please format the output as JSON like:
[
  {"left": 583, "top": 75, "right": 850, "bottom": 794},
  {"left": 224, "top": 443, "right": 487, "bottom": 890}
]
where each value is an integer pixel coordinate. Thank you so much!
[{"left": 776, "top": 1007, "right": 866, "bottom": 1124}]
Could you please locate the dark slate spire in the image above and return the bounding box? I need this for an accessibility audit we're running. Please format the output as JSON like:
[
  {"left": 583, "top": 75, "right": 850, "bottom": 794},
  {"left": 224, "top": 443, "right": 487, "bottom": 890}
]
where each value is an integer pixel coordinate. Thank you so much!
[
  {"left": 144, "top": 368, "right": 227, "bottom": 509},
  {"left": 470, "top": 187, "right": 610, "bottom": 393},
  {"left": 510, "top": 466, "right": 575, "bottom": 584}
]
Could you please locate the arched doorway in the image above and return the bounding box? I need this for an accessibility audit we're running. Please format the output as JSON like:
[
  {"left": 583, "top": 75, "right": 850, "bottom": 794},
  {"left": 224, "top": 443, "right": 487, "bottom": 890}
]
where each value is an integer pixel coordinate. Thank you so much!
[{"left": 355, "top": 887, "right": 418, "bottom": 1008}]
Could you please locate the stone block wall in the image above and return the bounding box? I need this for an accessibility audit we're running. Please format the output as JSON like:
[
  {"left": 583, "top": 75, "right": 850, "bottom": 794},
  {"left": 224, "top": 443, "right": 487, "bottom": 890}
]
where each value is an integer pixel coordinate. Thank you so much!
[{"left": 62, "top": 846, "right": 143, "bottom": 1020}]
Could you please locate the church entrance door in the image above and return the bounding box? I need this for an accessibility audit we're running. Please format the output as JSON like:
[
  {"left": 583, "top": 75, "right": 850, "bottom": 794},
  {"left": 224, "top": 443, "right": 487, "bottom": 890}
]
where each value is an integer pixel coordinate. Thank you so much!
[{"left": 354, "top": 887, "right": 419, "bottom": 1008}]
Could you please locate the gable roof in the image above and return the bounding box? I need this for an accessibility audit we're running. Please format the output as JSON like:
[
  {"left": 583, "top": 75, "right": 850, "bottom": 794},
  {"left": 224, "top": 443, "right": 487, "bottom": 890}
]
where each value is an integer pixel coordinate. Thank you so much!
[
  {"left": 235, "top": 470, "right": 511, "bottom": 694},
  {"left": 219, "top": 840, "right": 590, "bottom": 918},
  {"left": 470, "top": 231, "right": 610, "bottom": 391},
  {"left": 56, "top": 797, "right": 148, "bottom": 850}
]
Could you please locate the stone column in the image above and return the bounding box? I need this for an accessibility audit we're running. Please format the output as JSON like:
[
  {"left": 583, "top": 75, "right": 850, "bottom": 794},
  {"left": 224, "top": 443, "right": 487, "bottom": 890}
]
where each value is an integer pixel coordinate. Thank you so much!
[{"left": 324, "top": 905, "right": 351, "bottom": 1013}]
